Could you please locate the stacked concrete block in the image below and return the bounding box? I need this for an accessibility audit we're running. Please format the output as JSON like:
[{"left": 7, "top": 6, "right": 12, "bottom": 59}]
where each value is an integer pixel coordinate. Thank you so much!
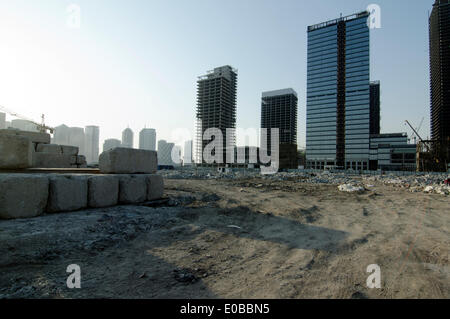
[
  {"left": 47, "top": 175, "right": 88, "bottom": 213},
  {"left": 0, "top": 134, "right": 33, "bottom": 169},
  {"left": 99, "top": 148, "right": 157, "bottom": 174},
  {"left": 0, "top": 129, "right": 51, "bottom": 144},
  {"left": 33, "top": 153, "right": 73, "bottom": 168},
  {"left": 0, "top": 174, "right": 49, "bottom": 219},
  {"left": 118, "top": 175, "right": 147, "bottom": 204},
  {"left": 88, "top": 175, "right": 119, "bottom": 208},
  {"left": 61, "top": 145, "right": 79, "bottom": 156},
  {"left": 146, "top": 174, "right": 164, "bottom": 200},
  {"left": 36, "top": 144, "right": 62, "bottom": 154}
]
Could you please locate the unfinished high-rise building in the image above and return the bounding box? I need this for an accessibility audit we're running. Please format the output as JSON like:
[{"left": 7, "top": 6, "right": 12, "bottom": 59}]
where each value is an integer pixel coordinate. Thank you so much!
[
  {"left": 196, "top": 65, "right": 237, "bottom": 165},
  {"left": 306, "top": 11, "right": 371, "bottom": 170},
  {"left": 261, "top": 88, "right": 298, "bottom": 169},
  {"left": 429, "top": 0, "right": 450, "bottom": 161}
]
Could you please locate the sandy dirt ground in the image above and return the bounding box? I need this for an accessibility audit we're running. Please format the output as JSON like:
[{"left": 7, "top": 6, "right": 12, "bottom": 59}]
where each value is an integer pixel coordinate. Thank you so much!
[{"left": 0, "top": 177, "right": 449, "bottom": 299}]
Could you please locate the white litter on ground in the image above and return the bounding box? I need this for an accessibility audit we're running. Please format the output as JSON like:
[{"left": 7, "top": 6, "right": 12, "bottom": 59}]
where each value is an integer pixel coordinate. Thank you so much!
[{"left": 338, "top": 184, "right": 365, "bottom": 193}]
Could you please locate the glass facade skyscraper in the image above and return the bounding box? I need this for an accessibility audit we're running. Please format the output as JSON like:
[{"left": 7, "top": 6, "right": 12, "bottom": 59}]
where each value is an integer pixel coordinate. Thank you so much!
[{"left": 306, "top": 11, "right": 371, "bottom": 170}]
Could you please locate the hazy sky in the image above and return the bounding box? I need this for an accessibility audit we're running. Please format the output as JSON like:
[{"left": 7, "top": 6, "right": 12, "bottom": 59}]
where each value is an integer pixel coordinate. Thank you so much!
[{"left": 0, "top": 0, "right": 434, "bottom": 150}]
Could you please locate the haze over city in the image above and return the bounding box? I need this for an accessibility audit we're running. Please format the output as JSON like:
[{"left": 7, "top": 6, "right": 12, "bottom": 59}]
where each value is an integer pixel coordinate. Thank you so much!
[{"left": 0, "top": 0, "right": 433, "bottom": 149}]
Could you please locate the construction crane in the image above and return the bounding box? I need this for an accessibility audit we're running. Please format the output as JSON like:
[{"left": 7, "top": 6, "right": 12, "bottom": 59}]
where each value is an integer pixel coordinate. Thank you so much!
[
  {"left": 0, "top": 104, "right": 54, "bottom": 134},
  {"left": 405, "top": 120, "right": 429, "bottom": 152}
]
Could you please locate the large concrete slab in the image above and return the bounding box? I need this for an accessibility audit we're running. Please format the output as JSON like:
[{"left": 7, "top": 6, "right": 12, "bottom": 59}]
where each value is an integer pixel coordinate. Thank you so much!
[
  {"left": 47, "top": 175, "right": 88, "bottom": 213},
  {"left": 146, "top": 174, "right": 164, "bottom": 201},
  {"left": 0, "top": 134, "right": 33, "bottom": 169},
  {"left": 0, "top": 174, "right": 49, "bottom": 219},
  {"left": 88, "top": 175, "right": 119, "bottom": 208},
  {"left": 61, "top": 145, "right": 79, "bottom": 156},
  {"left": 0, "top": 129, "right": 50, "bottom": 144},
  {"left": 36, "top": 144, "right": 62, "bottom": 154},
  {"left": 32, "top": 153, "right": 73, "bottom": 168},
  {"left": 118, "top": 175, "right": 147, "bottom": 204},
  {"left": 99, "top": 148, "right": 157, "bottom": 174}
]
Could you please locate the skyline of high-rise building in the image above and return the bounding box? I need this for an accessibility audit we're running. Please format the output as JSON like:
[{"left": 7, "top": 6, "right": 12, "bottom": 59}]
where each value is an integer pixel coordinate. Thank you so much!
[
  {"left": 306, "top": 11, "right": 371, "bottom": 170},
  {"left": 85, "top": 126, "right": 100, "bottom": 164},
  {"left": 196, "top": 65, "right": 237, "bottom": 164},
  {"left": 429, "top": 0, "right": 450, "bottom": 146},
  {"left": 158, "top": 139, "right": 175, "bottom": 166},
  {"left": 184, "top": 140, "right": 193, "bottom": 166},
  {"left": 0, "top": 112, "right": 5, "bottom": 130},
  {"left": 122, "top": 128, "right": 134, "bottom": 149},
  {"left": 139, "top": 128, "right": 156, "bottom": 151},
  {"left": 261, "top": 88, "right": 299, "bottom": 169}
]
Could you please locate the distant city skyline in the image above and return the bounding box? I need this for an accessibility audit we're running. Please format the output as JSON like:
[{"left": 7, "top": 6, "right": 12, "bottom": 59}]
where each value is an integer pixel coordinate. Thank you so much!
[{"left": 0, "top": 1, "right": 435, "bottom": 150}]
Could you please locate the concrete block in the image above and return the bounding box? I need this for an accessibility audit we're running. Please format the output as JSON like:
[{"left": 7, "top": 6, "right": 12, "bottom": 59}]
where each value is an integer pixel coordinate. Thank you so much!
[
  {"left": 0, "top": 129, "right": 50, "bottom": 144},
  {"left": 32, "top": 153, "right": 73, "bottom": 168},
  {"left": 0, "top": 134, "right": 33, "bottom": 169},
  {"left": 76, "top": 155, "right": 87, "bottom": 165},
  {"left": 118, "top": 175, "right": 147, "bottom": 204},
  {"left": 47, "top": 175, "right": 88, "bottom": 213},
  {"left": 36, "top": 143, "right": 62, "bottom": 154},
  {"left": 146, "top": 174, "right": 164, "bottom": 200},
  {"left": 88, "top": 175, "right": 119, "bottom": 208},
  {"left": 0, "top": 174, "right": 49, "bottom": 219},
  {"left": 99, "top": 148, "right": 157, "bottom": 174},
  {"left": 61, "top": 145, "right": 79, "bottom": 156}
]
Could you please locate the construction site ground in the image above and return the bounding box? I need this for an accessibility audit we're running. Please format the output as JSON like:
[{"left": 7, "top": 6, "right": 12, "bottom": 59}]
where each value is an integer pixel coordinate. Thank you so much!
[{"left": 0, "top": 176, "right": 449, "bottom": 299}]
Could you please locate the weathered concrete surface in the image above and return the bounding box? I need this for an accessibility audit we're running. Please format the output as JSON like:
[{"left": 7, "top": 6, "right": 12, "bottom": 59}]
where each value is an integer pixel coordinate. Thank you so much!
[
  {"left": 47, "top": 175, "right": 88, "bottom": 213},
  {"left": 99, "top": 148, "right": 157, "bottom": 174},
  {"left": 36, "top": 144, "right": 62, "bottom": 154},
  {"left": 0, "top": 134, "right": 33, "bottom": 169},
  {"left": 76, "top": 155, "right": 87, "bottom": 165},
  {"left": 88, "top": 175, "right": 119, "bottom": 208},
  {"left": 119, "top": 175, "right": 147, "bottom": 204},
  {"left": 32, "top": 153, "right": 73, "bottom": 168},
  {"left": 0, "top": 174, "right": 49, "bottom": 219},
  {"left": 146, "top": 174, "right": 164, "bottom": 200},
  {"left": 0, "top": 129, "right": 50, "bottom": 144},
  {"left": 61, "top": 145, "right": 79, "bottom": 156}
]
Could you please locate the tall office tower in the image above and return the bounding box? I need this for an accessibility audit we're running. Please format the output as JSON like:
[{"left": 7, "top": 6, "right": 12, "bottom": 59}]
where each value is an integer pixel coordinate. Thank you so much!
[
  {"left": 196, "top": 65, "right": 237, "bottom": 165},
  {"left": 370, "top": 81, "right": 381, "bottom": 135},
  {"left": 429, "top": 0, "right": 450, "bottom": 147},
  {"left": 122, "top": 128, "right": 134, "bottom": 149},
  {"left": 85, "top": 126, "right": 100, "bottom": 164},
  {"left": 53, "top": 124, "right": 70, "bottom": 145},
  {"left": 103, "top": 138, "right": 121, "bottom": 152},
  {"left": 158, "top": 140, "right": 175, "bottom": 166},
  {"left": 306, "top": 11, "right": 371, "bottom": 170},
  {"left": 261, "top": 89, "right": 298, "bottom": 169},
  {"left": 184, "top": 140, "right": 193, "bottom": 165},
  {"left": 139, "top": 128, "right": 156, "bottom": 151},
  {"left": 69, "top": 127, "right": 86, "bottom": 156},
  {"left": 0, "top": 112, "right": 5, "bottom": 129}
]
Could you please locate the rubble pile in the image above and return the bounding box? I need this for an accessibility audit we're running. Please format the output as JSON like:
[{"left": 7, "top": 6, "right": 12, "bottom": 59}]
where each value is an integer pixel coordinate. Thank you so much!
[{"left": 159, "top": 167, "right": 450, "bottom": 196}]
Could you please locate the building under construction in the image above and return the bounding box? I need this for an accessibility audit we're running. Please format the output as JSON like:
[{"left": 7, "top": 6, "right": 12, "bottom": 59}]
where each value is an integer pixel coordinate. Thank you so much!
[
  {"left": 195, "top": 66, "right": 237, "bottom": 165},
  {"left": 429, "top": 0, "right": 450, "bottom": 170}
]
